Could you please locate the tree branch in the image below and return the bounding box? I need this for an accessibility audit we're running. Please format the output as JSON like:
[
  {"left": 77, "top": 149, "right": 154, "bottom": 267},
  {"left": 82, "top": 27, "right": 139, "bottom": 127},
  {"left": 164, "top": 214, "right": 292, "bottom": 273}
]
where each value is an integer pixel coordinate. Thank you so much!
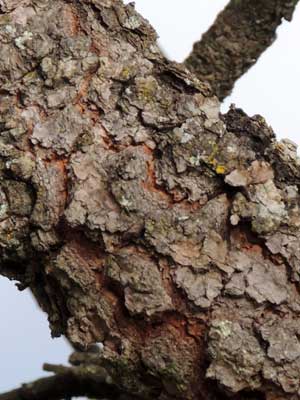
[
  {"left": 0, "top": 363, "right": 120, "bottom": 400},
  {"left": 184, "top": 0, "right": 299, "bottom": 100},
  {"left": 1, "top": 0, "right": 300, "bottom": 399}
]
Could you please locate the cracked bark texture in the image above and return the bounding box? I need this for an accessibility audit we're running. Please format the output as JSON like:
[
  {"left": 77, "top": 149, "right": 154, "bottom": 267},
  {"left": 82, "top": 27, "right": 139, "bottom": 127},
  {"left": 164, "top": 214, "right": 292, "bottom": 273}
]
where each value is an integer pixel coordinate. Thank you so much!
[
  {"left": 185, "top": 0, "right": 299, "bottom": 100},
  {"left": 0, "top": 1, "right": 300, "bottom": 399}
]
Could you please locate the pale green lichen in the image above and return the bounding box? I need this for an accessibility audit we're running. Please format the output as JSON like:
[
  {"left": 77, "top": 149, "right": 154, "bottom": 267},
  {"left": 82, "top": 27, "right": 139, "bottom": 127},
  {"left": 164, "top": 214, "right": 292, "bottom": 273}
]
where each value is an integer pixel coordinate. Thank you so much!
[
  {"left": 189, "top": 153, "right": 201, "bottom": 166},
  {"left": 4, "top": 24, "right": 15, "bottom": 33},
  {"left": 213, "top": 320, "right": 233, "bottom": 338},
  {"left": 119, "top": 195, "right": 132, "bottom": 209},
  {"left": 0, "top": 203, "right": 8, "bottom": 219},
  {"left": 15, "top": 31, "right": 33, "bottom": 50}
]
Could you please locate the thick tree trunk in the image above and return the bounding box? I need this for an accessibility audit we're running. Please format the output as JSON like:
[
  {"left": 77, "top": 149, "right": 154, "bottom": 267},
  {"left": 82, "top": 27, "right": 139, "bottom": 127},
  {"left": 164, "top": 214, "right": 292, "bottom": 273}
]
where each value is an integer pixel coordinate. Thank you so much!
[{"left": 0, "top": 1, "right": 300, "bottom": 399}]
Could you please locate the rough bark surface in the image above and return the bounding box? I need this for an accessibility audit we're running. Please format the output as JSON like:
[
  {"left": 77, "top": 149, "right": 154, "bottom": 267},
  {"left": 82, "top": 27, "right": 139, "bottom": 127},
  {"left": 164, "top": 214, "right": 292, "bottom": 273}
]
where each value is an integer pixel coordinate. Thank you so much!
[
  {"left": 185, "top": 0, "right": 299, "bottom": 100},
  {"left": 0, "top": 363, "right": 120, "bottom": 400},
  {"left": 0, "top": 1, "right": 300, "bottom": 399}
]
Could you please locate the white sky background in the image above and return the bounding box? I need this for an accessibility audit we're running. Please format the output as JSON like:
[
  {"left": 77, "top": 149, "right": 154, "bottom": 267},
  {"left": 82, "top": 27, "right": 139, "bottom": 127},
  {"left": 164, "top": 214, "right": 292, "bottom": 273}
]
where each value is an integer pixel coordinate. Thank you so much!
[{"left": 1, "top": 0, "right": 300, "bottom": 392}]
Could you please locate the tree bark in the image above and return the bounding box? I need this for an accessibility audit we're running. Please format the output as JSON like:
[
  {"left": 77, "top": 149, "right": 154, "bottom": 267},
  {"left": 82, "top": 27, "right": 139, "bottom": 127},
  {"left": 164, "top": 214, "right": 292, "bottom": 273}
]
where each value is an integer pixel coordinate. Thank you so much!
[
  {"left": 184, "top": 0, "right": 299, "bottom": 100},
  {"left": 0, "top": 1, "right": 300, "bottom": 399},
  {"left": 0, "top": 363, "right": 120, "bottom": 400}
]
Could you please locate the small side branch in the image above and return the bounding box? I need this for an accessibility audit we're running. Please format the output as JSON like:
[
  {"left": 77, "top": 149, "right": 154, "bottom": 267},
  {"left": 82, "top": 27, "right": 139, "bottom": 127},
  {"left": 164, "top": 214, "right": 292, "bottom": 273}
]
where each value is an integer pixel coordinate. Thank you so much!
[
  {"left": 184, "top": 0, "right": 299, "bottom": 100},
  {"left": 0, "top": 363, "right": 120, "bottom": 400}
]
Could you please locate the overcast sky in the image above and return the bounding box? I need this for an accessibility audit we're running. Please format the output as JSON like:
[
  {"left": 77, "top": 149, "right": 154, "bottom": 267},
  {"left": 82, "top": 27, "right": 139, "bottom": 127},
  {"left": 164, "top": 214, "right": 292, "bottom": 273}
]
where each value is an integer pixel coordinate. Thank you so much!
[{"left": 1, "top": 0, "right": 300, "bottom": 393}]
